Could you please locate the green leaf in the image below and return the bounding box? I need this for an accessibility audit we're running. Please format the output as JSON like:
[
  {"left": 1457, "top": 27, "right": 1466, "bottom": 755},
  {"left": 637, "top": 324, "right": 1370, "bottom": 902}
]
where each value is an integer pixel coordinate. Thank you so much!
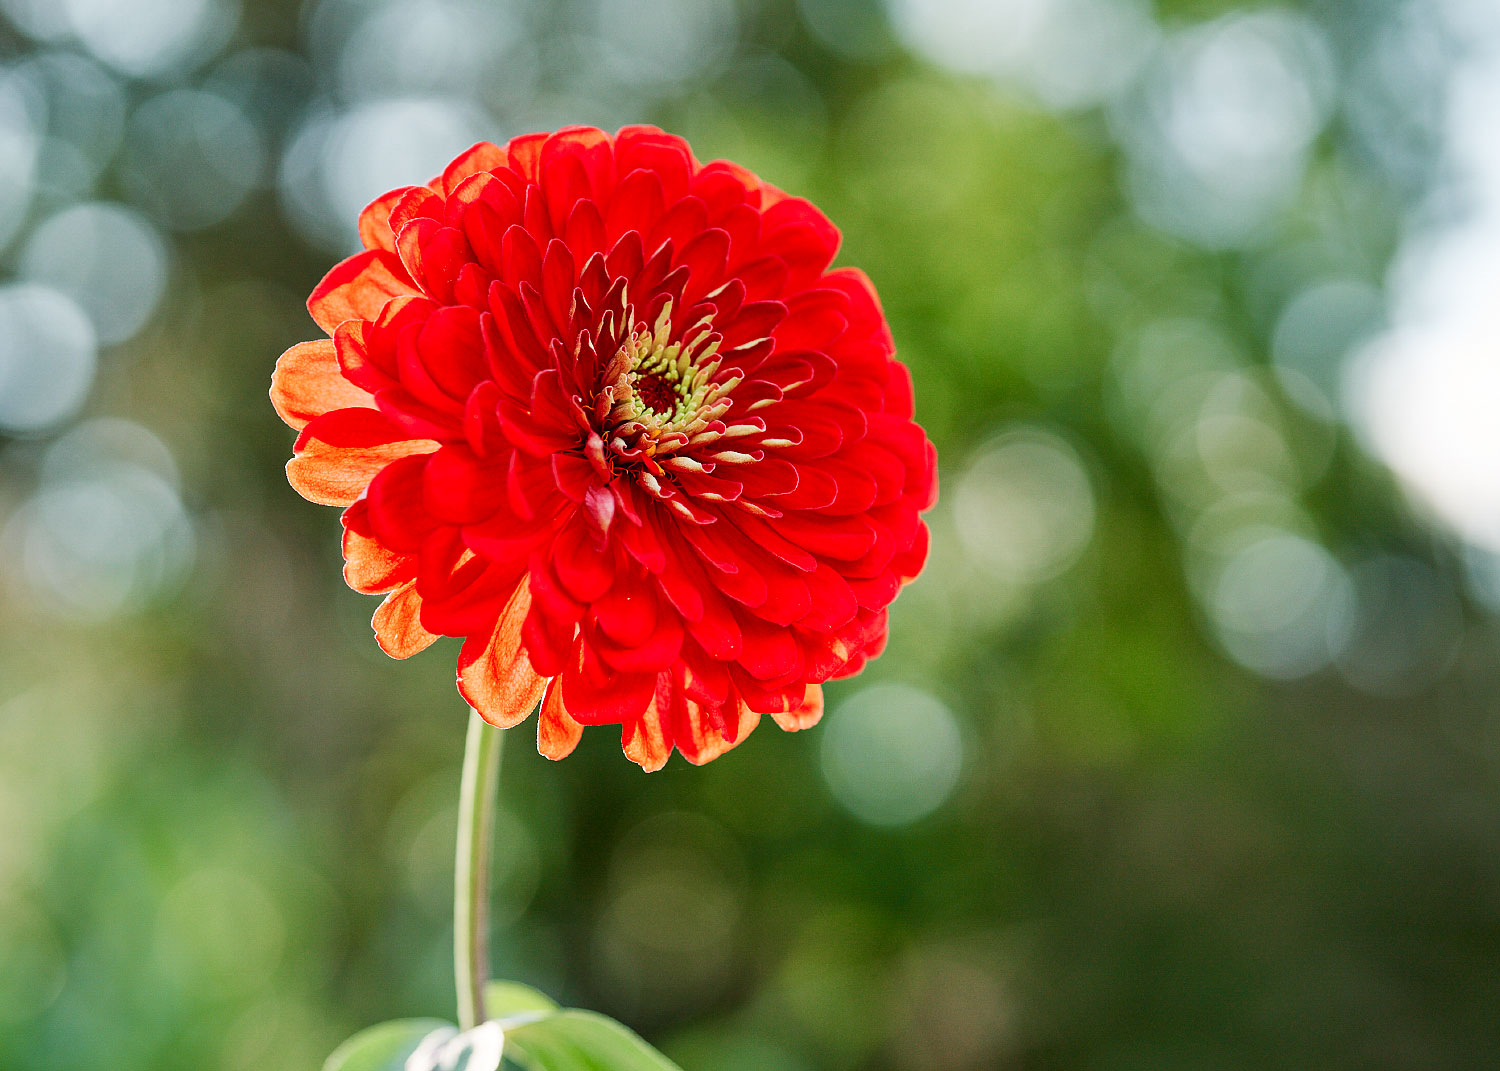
[
  {"left": 484, "top": 980, "right": 560, "bottom": 1019},
  {"left": 324, "top": 1018, "right": 454, "bottom": 1071},
  {"left": 321, "top": 988, "right": 678, "bottom": 1071},
  {"left": 504, "top": 1010, "right": 684, "bottom": 1071}
]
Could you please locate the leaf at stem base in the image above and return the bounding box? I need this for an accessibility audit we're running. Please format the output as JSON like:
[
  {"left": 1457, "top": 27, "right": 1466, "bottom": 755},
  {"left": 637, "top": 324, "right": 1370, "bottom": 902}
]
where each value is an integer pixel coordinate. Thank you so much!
[{"left": 323, "top": 1018, "right": 453, "bottom": 1071}]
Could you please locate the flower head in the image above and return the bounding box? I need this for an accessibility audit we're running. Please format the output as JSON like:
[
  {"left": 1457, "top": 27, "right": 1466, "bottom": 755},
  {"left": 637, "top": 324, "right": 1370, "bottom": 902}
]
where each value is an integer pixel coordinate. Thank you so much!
[{"left": 272, "top": 126, "right": 937, "bottom": 770}]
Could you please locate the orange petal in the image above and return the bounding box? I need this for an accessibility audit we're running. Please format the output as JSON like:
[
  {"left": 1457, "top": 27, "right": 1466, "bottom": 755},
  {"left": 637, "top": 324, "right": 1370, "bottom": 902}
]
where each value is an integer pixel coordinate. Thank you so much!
[
  {"left": 286, "top": 409, "right": 437, "bottom": 507},
  {"left": 358, "top": 187, "right": 418, "bottom": 254},
  {"left": 341, "top": 510, "right": 413, "bottom": 594},
  {"left": 677, "top": 699, "right": 760, "bottom": 766},
  {"left": 537, "top": 678, "right": 583, "bottom": 760},
  {"left": 621, "top": 706, "right": 671, "bottom": 772},
  {"left": 307, "top": 249, "right": 415, "bottom": 333},
  {"left": 457, "top": 579, "right": 547, "bottom": 728},
  {"left": 270, "top": 339, "right": 375, "bottom": 430},
  {"left": 771, "top": 683, "right": 824, "bottom": 732},
  {"left": 438, "top": 141, "right": 508, "bottom": 195},
  {"left": 372, "top": 580, "right": 439, "bottom": 658}
]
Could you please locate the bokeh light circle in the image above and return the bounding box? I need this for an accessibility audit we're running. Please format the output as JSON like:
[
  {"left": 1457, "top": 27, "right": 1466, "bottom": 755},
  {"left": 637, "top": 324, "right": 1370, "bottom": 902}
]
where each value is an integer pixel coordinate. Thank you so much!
[
  {"left": 954, "top": 427, "right": 1096, "bottom": 585},
  {"left": 0, "top": 68, "right": 42, "bottom": 253},
  {"left": 3, "top": 420, "right": 194, "bottom": 620},
  {"left": 20, "top": 202, "right": 168, "bottom": 345},
  {"left": 1112, "top": 10, "right": 1334, "bottom": 246},
  {"left": 1208, "top": 530, "right": 1352, "bottom": 679},
  {"left": 0, "top": 284, "right": 98, "bottom": 434},
  {"left": 594, "top": 0, "right": 737, "bottom": 89},
  {"left": 822, "top": 683, "right": 963, "bottom": 827},
  {"left": 120, "top": 89, "right": 264, "bottom": 232},
  {"left": 280, "top": 97, "right": 488, "bottom": 252},
  {"left": 7, "top": 52, "right": 125, "bottom": 202},
  {"left": 57, "top": 0, "right": 239, "bottom": 78}
]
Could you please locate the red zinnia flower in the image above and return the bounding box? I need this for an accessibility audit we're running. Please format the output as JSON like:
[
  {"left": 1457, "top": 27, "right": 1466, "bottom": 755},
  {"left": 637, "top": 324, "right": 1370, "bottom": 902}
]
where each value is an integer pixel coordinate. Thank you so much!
[{"left": 272, "top": 126, "right": 937, "bottom": 770}]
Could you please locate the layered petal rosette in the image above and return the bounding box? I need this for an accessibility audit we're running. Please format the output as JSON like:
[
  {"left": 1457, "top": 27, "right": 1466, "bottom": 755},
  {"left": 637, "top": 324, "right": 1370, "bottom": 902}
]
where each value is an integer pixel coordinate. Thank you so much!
[{"left": 273, "top": 126, "right": 937, "bottom": 770}]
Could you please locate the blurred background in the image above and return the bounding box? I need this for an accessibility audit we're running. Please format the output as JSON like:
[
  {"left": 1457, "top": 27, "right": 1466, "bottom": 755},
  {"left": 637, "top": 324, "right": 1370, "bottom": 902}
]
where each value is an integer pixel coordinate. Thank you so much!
[{"left": 1, "top": 0, "right": 1499, "bottom": 1067}]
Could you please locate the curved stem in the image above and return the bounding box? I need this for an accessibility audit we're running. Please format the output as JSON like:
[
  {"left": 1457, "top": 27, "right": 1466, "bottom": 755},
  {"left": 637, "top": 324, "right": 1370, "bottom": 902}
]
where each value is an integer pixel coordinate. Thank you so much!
[{"left": 455, "top": 709, "right": 503, "bottom": 1031}]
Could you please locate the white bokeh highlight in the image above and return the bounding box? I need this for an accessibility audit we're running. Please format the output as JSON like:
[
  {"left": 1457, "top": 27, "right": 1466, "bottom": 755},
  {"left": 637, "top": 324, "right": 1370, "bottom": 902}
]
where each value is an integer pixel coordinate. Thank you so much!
[
  {"left": 1348, "top": 5, "right": 1500, "bottom": 557},
  {"left": 56, "top": 0, "right": 238, "bottom": 78}
]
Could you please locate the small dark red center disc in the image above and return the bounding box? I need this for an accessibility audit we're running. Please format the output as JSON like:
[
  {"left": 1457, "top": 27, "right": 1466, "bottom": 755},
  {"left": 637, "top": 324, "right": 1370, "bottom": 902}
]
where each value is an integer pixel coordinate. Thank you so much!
[{"left": 636, "top": 373, "right": 678, "bottom": 415}]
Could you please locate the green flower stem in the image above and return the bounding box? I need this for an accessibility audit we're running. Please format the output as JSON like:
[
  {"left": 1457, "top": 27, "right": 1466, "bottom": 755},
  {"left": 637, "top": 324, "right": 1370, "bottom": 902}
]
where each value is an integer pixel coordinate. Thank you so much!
[{"left": 455, "top": 709, "right": 503, "bottom": 1031}]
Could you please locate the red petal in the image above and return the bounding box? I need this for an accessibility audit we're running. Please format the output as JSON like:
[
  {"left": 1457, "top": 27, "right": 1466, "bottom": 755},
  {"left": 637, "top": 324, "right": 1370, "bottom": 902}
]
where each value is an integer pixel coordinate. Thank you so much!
[
  {"left": 719, "top": 299, "right": 786, "bottom": 347},
  {"left": 445, "top": 171, "right": 502, "bottom": 220},
  {"left": 564, "top": 199, "right": 607, "bottom": 262},
  {"left": 365, "top": 453, "right": 435, "bottom": 552},
  {"left": 797, "top": 563, "right": 859, "bottom": 631},
  {"left": 561, "top": 641, "right": 654, "bottom": 725},
  {"left": 396, "top": 219, "right": 472, "bottom": 303},
  {"left": 334, "top": 319, "right": 398, "bottom": 396},
  {"left": 594, "top": 612, "right": 683, "bottom": 674},
  {"left": 823, "top": 267, "right": 892, "bottom": 349},
  {"left": 889, "top": 520, "right": 931, "bottom": 582},
  {"left": 592, "top": 582, "right": 659, "bottom": 642},
  {"left": 502, "top": 131, "right": 549, "bottom": 181},
  {"left": 540, "top": 239, "right": 577, "bottom": 338},
  {"left": 614, "top": 125, "right": 695, "bottom": 201},
  {"left": 421, "top": 556, "right": 527, "bottom": 638},
  {"left": 761, "top": 195, "right": 841, "bottom": 274},
  {"left": 692, "top": 161, "right": 761, "bottom": 216},
  {"left": 551, "top": 519, "right": 614, "bottom": 602},
  {"left": 422, "top": 445, "right": 508, "bottom": 524},
  {"left": 605, "top": 169, "right": 666, "bottom": 242},
  {"left": 541, "top": 150, "right": 597, "bottom": 236},
  {"left": 737, "top": 615, "right": 801, "bottom": 680},
  {"left": 540, "top": 126, "right": 614, "bottom": 203},
  {"left": 734, "top": 255, "right": 789, "bottom": 299},
  {"left": 414, "top": 304, "right": 489, "bottom": 402},
  {"left": 464, "top": 197, "right": 522, "bottom": 278},
  {"left": 772, "top": 511, "right": 878, "bottom": 561},
  {"left": 775, "top": 289, "right": 850, "bottom": 351},
  {"left": 681, "top": 701, "right": 760, "bottom": 765},
  {"left": 521, "top": 602, "right": 577, "bottom": 680}
]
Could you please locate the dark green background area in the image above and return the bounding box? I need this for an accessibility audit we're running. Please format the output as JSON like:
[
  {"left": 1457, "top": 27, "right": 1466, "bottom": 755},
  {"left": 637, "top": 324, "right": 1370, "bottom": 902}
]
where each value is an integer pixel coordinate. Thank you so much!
[{"left": 2, "top": 0, "right": 1497, "bottom": 1068}]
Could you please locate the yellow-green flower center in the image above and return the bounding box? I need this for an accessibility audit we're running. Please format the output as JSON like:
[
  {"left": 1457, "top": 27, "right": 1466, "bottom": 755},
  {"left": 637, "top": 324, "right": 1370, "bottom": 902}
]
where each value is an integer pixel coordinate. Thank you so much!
[{"left": 612, "top": 301, "right": 737, "bottom": 436}]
